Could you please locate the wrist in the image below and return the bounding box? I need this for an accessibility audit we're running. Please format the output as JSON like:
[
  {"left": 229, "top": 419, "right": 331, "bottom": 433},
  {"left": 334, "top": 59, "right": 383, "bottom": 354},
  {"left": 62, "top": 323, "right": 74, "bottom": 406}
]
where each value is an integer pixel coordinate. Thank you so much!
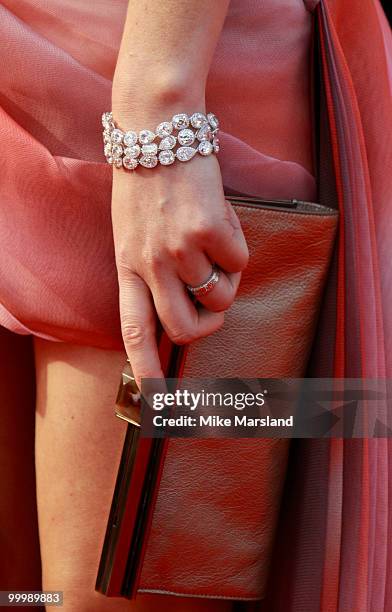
[{"left": 112, "top": 67, "right": 206, "bottom": 127}]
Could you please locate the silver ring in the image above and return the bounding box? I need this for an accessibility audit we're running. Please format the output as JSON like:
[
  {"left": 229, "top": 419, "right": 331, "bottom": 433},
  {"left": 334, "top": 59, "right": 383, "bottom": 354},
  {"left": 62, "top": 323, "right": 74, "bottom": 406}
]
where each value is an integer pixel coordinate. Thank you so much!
[{"left": 186, "top": 265, "right": 220, "bottom": 298}]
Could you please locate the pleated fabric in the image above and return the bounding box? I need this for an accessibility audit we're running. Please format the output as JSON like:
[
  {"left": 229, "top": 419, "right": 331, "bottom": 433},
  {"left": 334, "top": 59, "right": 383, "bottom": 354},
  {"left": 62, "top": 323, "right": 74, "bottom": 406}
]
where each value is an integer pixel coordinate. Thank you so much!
[
  {"left": 257, "top": 2, "right": 392, "bottom": 611},
  {"left": 0, "top": 0, "right": 391, "bottom": 609}
]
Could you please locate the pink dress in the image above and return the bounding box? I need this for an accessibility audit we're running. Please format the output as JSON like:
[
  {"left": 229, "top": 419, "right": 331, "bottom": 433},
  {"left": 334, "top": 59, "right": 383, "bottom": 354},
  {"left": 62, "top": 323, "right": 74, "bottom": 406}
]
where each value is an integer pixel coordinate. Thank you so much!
[
  {"left": 0, "top": 0, "right": 316, "bottom": 348},
  {"left": 0, "top": 0, "right": 391, "bottom": 609}
]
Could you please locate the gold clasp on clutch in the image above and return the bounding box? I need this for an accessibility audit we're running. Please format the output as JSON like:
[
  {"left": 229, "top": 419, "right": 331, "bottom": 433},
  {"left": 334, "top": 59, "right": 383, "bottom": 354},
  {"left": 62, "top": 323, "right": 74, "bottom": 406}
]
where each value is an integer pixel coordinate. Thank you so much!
[{"left": 114, "top": 360, "right": 141, "bottom": 427}]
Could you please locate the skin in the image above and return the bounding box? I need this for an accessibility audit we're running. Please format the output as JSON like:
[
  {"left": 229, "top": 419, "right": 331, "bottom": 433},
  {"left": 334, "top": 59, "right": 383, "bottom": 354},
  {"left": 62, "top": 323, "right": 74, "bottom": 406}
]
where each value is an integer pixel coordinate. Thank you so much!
[
  {"left": 112, "top": 0, "right": 249, "bottom": 387},
  {"left": 1, "top": 3, "right": 248, "bottom": 610},
  {"left": 33, "top": 338, "right": 233, "bottom": 612}
]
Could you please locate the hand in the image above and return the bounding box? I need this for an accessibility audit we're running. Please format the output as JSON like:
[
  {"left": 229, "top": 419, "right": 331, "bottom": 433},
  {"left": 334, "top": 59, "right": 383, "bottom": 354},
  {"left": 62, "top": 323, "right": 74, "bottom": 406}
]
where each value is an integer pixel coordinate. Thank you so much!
[{"left": 111, "top": 140, "right": 249, "bottom": 388}]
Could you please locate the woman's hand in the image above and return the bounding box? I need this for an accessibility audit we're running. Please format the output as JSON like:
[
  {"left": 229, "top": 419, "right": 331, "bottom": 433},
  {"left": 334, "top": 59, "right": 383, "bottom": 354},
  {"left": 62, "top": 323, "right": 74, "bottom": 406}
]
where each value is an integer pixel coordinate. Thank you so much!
[
  {"left": 111, "top": 0, "right": 240, "bottom": 387},
  {"left": 111, "top": 134, "right": 249, "bottom": 387}
]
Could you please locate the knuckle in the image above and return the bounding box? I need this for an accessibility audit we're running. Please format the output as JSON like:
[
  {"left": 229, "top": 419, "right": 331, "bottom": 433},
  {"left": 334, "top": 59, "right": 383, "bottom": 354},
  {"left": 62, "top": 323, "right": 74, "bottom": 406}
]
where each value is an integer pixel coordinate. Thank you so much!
[
  {"left": 169, "top": 242, "right": 187, "bottom": 262},
  {"left": 121, "top": 322, "right": 148, "bottom": 348},
  {"left": 141, "top": 248, "right": 164, "bottom": 275},
  {"left": 192, "top": 217, "right": 215, "bottom": 241},
  {"left": 115, "top": 249, "right": 133, "bottom": 275},
  {"left": 168, "top": 327, "right": 195, "bottom": 345}
]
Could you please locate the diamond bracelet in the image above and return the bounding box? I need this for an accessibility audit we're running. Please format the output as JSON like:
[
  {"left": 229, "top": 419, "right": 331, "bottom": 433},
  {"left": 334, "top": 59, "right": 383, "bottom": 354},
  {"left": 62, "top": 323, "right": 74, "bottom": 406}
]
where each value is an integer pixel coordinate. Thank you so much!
[{"left": 101, "top": 111, "right": 220, "bottom": 170}]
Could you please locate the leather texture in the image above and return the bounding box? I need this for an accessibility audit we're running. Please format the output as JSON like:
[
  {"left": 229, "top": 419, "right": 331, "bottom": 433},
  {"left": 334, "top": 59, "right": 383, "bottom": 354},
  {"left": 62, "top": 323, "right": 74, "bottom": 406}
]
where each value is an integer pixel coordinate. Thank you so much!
[{"left": 138, "top": 200, "right": 338, "bottom": 599}]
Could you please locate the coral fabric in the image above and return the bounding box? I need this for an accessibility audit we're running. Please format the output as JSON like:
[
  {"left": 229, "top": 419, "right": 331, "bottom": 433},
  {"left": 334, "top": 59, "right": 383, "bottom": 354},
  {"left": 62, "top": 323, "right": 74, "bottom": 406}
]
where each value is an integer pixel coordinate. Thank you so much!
[
  {"left": 0, "top": 0, "right": 316, "bottom": 346},
  {"left": 257, "top": 2, "right": 392, "bottom": 611}
]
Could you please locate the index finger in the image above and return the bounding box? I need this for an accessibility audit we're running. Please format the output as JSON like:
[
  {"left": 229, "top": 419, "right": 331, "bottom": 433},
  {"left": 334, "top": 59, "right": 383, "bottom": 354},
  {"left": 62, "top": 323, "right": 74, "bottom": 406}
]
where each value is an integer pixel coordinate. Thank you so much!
[{"left": 118, "top": 271, "right": 164, "bottom": 389}]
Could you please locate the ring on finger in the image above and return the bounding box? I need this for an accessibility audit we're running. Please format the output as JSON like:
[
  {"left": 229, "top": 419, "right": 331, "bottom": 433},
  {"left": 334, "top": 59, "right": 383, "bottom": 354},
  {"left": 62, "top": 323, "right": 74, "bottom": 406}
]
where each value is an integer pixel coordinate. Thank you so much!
[{"left": 186, "top": 264, "right": 220, "bottom": 298}]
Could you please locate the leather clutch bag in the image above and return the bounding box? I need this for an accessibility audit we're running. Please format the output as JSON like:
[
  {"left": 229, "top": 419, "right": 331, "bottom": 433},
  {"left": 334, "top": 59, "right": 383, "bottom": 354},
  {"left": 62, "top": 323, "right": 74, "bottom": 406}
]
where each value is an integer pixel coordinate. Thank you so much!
[{"left": 96, "top": 195, "right": 338, "bottom": 601}]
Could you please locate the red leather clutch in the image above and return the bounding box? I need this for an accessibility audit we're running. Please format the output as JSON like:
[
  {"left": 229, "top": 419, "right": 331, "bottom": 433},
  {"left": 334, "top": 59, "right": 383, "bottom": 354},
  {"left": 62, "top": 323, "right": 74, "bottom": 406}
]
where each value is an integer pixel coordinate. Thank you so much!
[{"left": 96, "top": 196, "right": 338, "bottom": 600}]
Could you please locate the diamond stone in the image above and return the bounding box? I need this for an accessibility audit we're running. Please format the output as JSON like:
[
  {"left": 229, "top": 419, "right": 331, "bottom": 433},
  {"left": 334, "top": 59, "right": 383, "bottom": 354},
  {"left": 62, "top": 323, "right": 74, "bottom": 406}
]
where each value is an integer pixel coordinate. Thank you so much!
[
  {"left": 159, "top": 135, "right": 177, "bottom": 150},
  {"left": 106, "top": 155, "right": 113, "bottom": 164},
  {"left": 124, "top": 144, "right": 141, "bottom": 158},
  {"left": 111, "top": 144, "right": 123, "bottom": 158},
  {"left": 104, "top": 143, "right": 112, "bottom": 156},
  {"left": 139, "top": 130, "right": 156, "bottom": 144},
  {"left": 156, "top": 121, "right": 173, "bottom": 137},
  {"left": 123, "top": 157, "right": 138, "bottom": 170},
  {"left": 158, "top": 150, "right": 175, "bottom": 165},
  {"left": 141, "top": 143, "right": 158, "bottom": 156},
  {"left": 113, "top": 157, "right": 123, "bottom": 168},
  {"left": 207, "top": 113, "right": 219, "bottom": 130},
  {"left": 103, "top": 130, "right": 112, "bottom": 143},
  {"left": 178, "top": 128, "right": 195, "bottom": 146},
  {"left": 123, "top": 131, "right": 138, "bottom": 147},
  {"left": 176, "top": 146, "right": 197, "bottom": 162},
  {"left": 196, "top": 124, "right": 212, "bottom": 141},
  {"left": 139, "top": 155, "right": 158, "bottom": 168},
  {"left": 190, "top": 112, "right": 207, "bottom": 128},
  {"left": 212, "top": 137, "right": 220, "bottom": 153},
  {"left": 102, "top": 112, "right": 113, "bottom": 128},
  {"left": 172, "top": 113, "right": 189, "bottom": 130},
  {"left": 111, "top": 129, "right": 124, "bottom": 144},
  {"left": 198, "top": 140, "right": 213, "bottom": 156}
]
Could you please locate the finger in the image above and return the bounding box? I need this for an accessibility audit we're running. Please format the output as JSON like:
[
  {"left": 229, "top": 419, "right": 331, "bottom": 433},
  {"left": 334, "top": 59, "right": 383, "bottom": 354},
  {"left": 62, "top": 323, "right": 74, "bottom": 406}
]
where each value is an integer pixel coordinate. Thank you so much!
[
  {"left": 205, "top": 201, "right": 249, "bottom": 272},
  {"left": 195, "top": 270, "right": 242, "bottom": 312},
  {"left": 172, "top": 247, "right": 214, "bottom": 287},
  {"left": 180, "top": 263, "right": 241, "bottom": 313},
  {"left": 118, "top": 271, "right": 164, "bottom": 389},
  {"left": 175, "top": 251, "right": 238, "bottom": 312},
  {"left": 148, "top": 272, "right": 225, "bottom": 345}
]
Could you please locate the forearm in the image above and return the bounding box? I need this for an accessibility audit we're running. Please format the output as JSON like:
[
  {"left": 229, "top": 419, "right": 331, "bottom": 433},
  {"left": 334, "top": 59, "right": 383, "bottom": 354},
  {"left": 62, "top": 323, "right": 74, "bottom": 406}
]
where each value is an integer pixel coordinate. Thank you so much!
[
  {"left": 112, "top": 0, "right": 230, "bottom": 122},
  {"left": 110, "top": 3, "right": 248, "bottom": 386}
]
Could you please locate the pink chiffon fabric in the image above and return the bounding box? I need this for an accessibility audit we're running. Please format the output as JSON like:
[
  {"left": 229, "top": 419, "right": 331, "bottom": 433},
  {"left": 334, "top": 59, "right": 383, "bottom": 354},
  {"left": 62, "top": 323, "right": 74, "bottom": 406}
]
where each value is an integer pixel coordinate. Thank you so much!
[
  {"left": 0, "top": 0, "right": 391, "bottom": 610},
  {"left": 0, "top": 0, "right": 316, "bottom": 348}
]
